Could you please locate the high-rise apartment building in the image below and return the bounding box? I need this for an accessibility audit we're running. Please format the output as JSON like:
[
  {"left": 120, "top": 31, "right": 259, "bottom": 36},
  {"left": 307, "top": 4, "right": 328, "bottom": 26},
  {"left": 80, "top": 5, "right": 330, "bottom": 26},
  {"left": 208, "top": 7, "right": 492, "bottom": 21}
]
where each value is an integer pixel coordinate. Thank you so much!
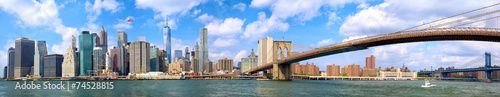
[
  {"left": 365, "top": 55, "right": 375, "bottom": 69},
  {"left": 326, "top": 64, "right": 340, "bottom": 76},
  {"left": 218, "top": 58, "right": 233, "bottom": 72},
  {"left": 199, "top": 28, "right": 208, "bottom": 74},
  {"left": 110, "top": 48, "right": 122, "bottom": 75}
]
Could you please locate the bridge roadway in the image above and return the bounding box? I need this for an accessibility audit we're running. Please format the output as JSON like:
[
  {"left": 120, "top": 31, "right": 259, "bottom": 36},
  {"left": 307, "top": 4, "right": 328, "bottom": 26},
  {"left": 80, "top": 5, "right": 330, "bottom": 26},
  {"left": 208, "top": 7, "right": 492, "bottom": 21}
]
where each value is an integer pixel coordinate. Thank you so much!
[
  {"left": 247, "top": 27, "right": 500, "bottom": 80},
  {"left": 418, "top": 67, "right": 500, "bottom": 75}
]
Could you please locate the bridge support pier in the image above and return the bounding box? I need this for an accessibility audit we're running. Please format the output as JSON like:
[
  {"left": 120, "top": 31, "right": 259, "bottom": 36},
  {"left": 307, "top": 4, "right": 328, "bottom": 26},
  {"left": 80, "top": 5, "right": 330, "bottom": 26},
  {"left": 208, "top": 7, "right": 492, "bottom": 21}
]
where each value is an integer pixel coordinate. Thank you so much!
[{"left": 273, "top": 63, "right": 292, "bottom": 80}]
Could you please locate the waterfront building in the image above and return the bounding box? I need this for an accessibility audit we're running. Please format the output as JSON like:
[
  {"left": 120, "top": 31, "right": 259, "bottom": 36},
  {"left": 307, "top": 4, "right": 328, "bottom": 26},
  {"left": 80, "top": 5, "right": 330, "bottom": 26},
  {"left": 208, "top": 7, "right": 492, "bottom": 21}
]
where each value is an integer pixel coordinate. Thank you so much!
[
  {"left": 205, "top": 60, "right": 213, "bottom": 74},
  {"left": 150, "top": 46, "right": 159, "bottom": 71},
  {"left": 378, "top": 68, "right": 417, "bottom": 78},
  {"left": 192, "top": 58, "right": 199, "bottom": 72},
  {"left": 80, "top": 31, "right": 94, "bottom": 76},
  {"left": 241, "top": 48, "right": 258, "bottom": 73},
  {"left": 129, "top": 41, "right": 150, "bottom": 74},
  {"left": 361, "top": 68, "right": 379, "bottom": 77},
  {"left": 326, "top": 64, "right": 340, "bottom": 76},
  {"left": 93, "top": 47, "right": 105, "bottom": 75},
  {"left": 168, "top": 58, "right": 190, "bottom": 72},
  {"left": 293, "top": 63, "right": 319, "bottom": 75},
  {"left": 14, "top": 37, "right": 35, "bottom": 78},
  {"left": 99, "top": 25, "right": 108, "bottom": 53},
  {"left": 365, "top": 55, "right": 375, "bottom": 69},
  {"left": 182, "top": 59, "right": 191, "bottom": 72},
  {"left": 199, "top": 28, "right": 208, "bottom": 74},
  {"left": 346, "top": 64, "right": 361, "bottom": 77},
  {"left": 110, "top": 48, "right": 122, "bottom": 75},
  {"left": 194, "top": 42, "right": 200, "bottom": 73},
  {"left": 7, "top": 47, "right": 14, "bottom": 78},
  {"left": 258, "top": 37, "right": 273, "bottom": 75},
  {"left": 34, "top": 40, "right": 47, "bottom": 77},
  {"left": 3, "top": 66, "right": 6, "bottom": 79},
  {"left": 159, "top": 50, "right": 167, "bottom": 72},
  {"left": 61, "top": 44, "right": 79, "bottom": 77},
  {"left": 218, "top": 58, "right": 233, "bottom": 72},
  {"left": 163, "top": 17, "right": 172, "bottom": 64},
  {"left": 43, "top": 54, "right": 64, "bottom": 77},
  {"left": 174, "top": 50, "right": 183, "bottom": 61}
]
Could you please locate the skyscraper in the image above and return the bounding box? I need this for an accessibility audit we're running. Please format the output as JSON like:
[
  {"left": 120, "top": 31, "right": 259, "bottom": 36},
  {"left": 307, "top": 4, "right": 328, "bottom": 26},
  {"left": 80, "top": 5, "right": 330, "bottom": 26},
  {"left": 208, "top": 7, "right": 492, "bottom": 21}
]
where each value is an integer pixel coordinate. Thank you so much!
[
  {"left": 43, "top": 54, "right": 63, "bottom": 77},
  {"left": 129, "top": 41, "right": 150, "bottom": 74},
  {"left": 174, "top": 50, "right": 183, "bottom": 61},
  {"left": 110, "top": 48, "right": 122, "bottom": 75},
  {"left": 62, "top": 45, "right": 79, "bottom": 77},
  {"left": 93, "top": 47, "right": 105, "bottom": 75},
  {"left": 117, "top": 31, "right": 127, "bottom": 75},
  {"left": 7, "top": 47, "right": 14, "bottom": 78},
  {"left": 164, "top": 17, "right": 172, "bottom": 64},
  {"left": 3, "top": 66, "right": 6, "bottom": 79},
  {"left": 34, "top": 40, "right": 47, "bottom": 77},
  {"left": 258, "top": 37, "right": 273, "bottom": 74},
  {"left": 199, "top": 28, "right": 208, "bottom": 74},
  {"left": 99, "top": 25, "right": 108, "bottom": 53},
  {"left": 80, "top": 31, "right": 93, "bottom": 76},
  {"left": 14, "top": 37, "right": 35, "bottom": 78},
  {"left": 117, "top": 31, "right": 128, "bottom": 48},
  {"left": 365, "top": 55, "right": 375, "bottom": 69},
  {"left": 92, "top": 33, "right": 100, "bottom": 48},
  {"left": 150, "top": 46, "right": 159, "bottom": 71},
  {"left": 241, "top": 48, "right": 258, "bottom": 73},
  {"left": 185, "top": 47, "right": 190, "bottom": 59},
  {"left": 195, "top": 42, "right": 199, "bottom": 72}
]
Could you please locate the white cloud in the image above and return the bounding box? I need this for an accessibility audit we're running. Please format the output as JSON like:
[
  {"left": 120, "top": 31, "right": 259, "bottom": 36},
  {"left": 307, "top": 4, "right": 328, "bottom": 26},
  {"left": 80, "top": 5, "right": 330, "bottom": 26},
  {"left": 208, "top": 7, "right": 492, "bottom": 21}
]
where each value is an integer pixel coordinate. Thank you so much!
[
  {"left": 249, "top": 0, "right": 275, "bottom": 8},
  {"left": 326, "top": 11, "right": 341, "bottom": 27},
  {"left": 113, "top": 16, "right": 134, "bottom": 30},
  {"left": 356, "top": 3, "right": 369, "bottom": 9},
  {"left": 192, "top": 9, "right": 201, "bottom": 16},
  {"left": 156, "top": 17, "right": 178, "bottom": 30},
  {"left": 85, "top": 0, "right": 123, "bottom": 22},
  {"left": 195, "top": 14, "right": 215, "bottom": 24},
  {"left": 339, "top": 0, "right": 496, "bottom": 36},
  {"left": 205, "top": 17, "right": 245, "bottom": 38},
  {"left": 232, "top": 3, "right": 246, "bottom": 11},
  {"left": 316, "top": 39, "right": 335, "bottom": 47},
  {"left": 234, "top": 50, "right": 247, "bottom": 62},
  {"left": 342, "top": 35, "right": 367, "bottom": 42},
  {"left": 209, "top": 50, "right": 233, "bottom": 61},
  {"left": 135, "top": 0, "right": 205, "bottom": 29},
  {"left": 212, "top": 38, "right": 238, "bottom": 48},
  {"left": 242, "top": 12, "right": 289, "bottom": 40},
  {"left": 0, "top": 0, "right": 79, "bottom": 54}
]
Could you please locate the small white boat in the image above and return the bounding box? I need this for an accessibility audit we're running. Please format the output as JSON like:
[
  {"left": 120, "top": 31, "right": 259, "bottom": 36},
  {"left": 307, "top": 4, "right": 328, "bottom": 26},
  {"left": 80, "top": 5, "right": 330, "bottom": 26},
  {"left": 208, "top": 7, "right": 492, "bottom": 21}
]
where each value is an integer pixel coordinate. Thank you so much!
[{"left": 421, "top": 80, "right": 436, "bottom": 87}]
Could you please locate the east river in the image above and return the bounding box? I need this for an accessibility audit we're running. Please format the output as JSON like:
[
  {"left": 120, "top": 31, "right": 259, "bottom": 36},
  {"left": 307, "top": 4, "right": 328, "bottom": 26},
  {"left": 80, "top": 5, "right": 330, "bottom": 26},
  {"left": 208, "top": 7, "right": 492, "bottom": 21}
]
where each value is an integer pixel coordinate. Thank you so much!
[{"left": 1, "top": 80, "right": 500, "bottom": 96}]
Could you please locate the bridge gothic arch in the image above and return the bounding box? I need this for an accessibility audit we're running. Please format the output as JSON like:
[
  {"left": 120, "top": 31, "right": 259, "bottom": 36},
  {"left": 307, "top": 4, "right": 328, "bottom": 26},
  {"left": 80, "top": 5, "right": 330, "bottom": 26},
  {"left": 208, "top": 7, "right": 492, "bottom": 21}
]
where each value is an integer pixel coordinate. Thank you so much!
[{"left": 273, "top": 41, "right": 292, "bottom": 62}]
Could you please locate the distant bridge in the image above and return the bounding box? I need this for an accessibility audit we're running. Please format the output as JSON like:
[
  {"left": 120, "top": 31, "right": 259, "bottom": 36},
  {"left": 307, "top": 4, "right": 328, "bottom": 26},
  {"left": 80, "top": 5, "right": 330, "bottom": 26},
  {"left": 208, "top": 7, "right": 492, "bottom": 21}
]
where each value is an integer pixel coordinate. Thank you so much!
[{"left": 247, "top": 3, "right": 500, "bottom": 80}]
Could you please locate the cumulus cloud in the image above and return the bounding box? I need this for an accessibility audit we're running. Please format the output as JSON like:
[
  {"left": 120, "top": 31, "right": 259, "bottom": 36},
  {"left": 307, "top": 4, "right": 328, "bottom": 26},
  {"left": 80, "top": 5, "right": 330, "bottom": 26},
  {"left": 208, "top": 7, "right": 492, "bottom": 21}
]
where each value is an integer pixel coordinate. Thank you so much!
[
  {"left": 195, "top": 14, "right": 245, "bottom": 48},
  {"left": 242, "top": 12, "right": 289, "bottom": 40},
  {"left": 135, "top": 0, "right": 205, "bottom": 29},
  {"left": 213, "top": 38, "right": 238, "bottom": 48},
  {"left": 234, "top": 50, "right": 247, "bottom": 63},
  {"left": 232, "top": 3, "right": 246, "bottom": 11},
  {"left": 113, "top": 16, "right": 134, "bottom": 30},
  {"left": 316, "top": 39, "right": 335, "bottom": 47},
  {"left": 0, "top": 0, "right": 80, "bottom": 54}
]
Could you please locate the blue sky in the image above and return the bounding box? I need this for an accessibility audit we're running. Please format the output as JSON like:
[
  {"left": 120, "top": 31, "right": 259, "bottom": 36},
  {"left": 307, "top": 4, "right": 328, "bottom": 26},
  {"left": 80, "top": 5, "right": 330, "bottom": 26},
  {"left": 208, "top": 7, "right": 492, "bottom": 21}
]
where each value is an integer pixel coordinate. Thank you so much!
[{"left": 1, "top": 0, "right": 500, "bottom": 76}]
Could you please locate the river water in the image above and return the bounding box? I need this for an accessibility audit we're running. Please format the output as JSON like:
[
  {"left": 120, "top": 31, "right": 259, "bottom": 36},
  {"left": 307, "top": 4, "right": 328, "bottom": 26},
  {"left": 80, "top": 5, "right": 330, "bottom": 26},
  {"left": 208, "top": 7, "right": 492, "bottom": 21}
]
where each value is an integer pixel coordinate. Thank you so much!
[{"left": 1, "top": 80, "right": 499, "bottom": 96}]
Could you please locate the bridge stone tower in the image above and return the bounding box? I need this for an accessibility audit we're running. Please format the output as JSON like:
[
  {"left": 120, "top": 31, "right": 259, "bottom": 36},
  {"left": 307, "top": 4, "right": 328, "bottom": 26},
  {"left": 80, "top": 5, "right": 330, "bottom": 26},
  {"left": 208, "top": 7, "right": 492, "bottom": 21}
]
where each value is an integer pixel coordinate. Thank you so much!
[{"left": 273, "top": 41, "right": 292, "bottom": 80}]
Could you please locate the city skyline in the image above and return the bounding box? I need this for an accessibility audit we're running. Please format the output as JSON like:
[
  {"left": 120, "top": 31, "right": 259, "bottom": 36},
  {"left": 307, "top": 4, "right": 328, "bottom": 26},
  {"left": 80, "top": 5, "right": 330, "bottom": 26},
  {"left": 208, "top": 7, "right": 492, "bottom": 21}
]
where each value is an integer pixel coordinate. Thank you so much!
[{"left": 2, "top": 0, "right": 500, "bottom": 78}]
